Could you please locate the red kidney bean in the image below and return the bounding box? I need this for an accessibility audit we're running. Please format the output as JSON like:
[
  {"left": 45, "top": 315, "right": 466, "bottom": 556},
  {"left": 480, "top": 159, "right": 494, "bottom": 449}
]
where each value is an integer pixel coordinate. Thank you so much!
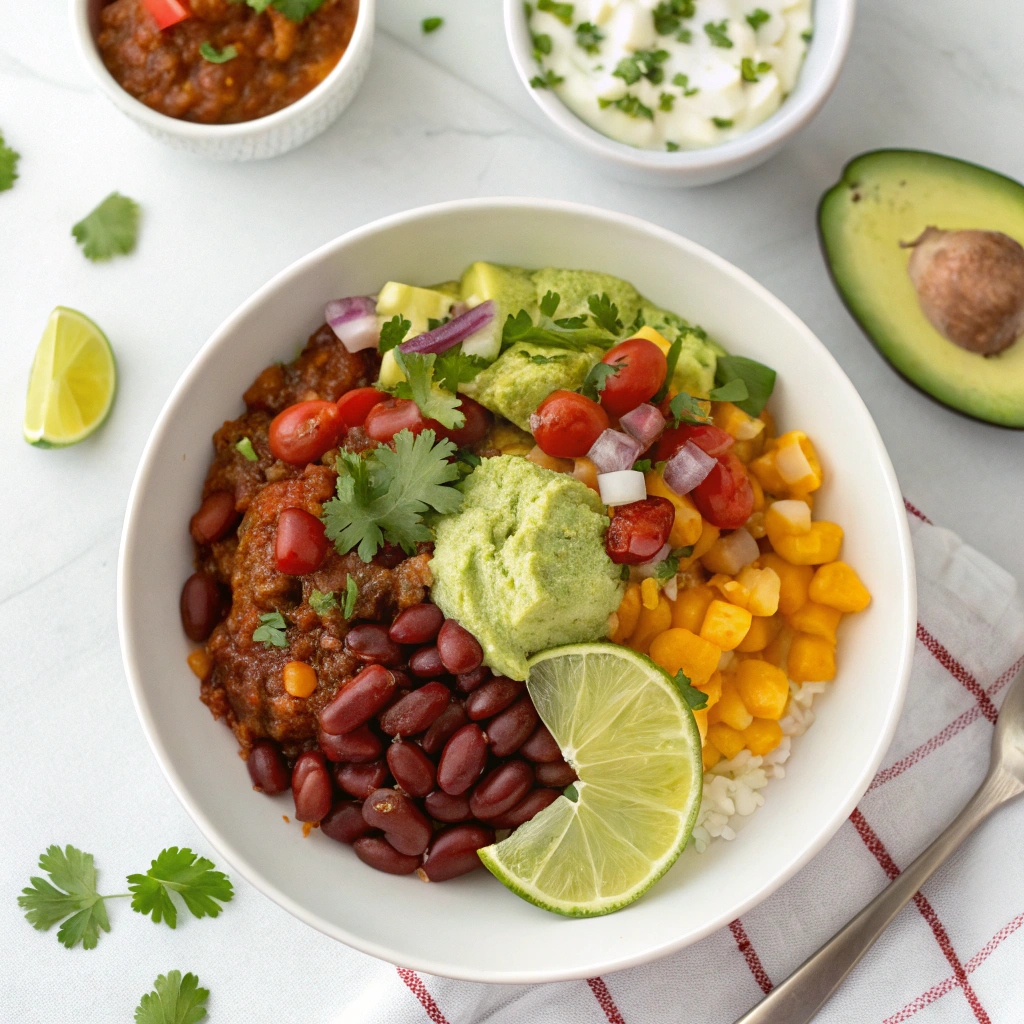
[
  {"left": 421, "top": 702, "right": 468, "bottom": 756},
  {"left": 419, "top": 824, "right": 495, "bottom": 882},
  {"left": 333, "top": 760, "right": 389, "bottom": 800},
  {"left": 319, "top": 664, "right": 396, "bottom": 735},
  {"left": 353, "top": 836, "right": 421, "bottom": 875},
  {"left": 389, "top": 603, "right": 444, "bottom": 645},
  {"left": 469, "top": 761, "right": 534, "bottom": 821},
  {"left": 318, "top": 725, "right": 382, "bottom": 764},
  {"left": 389, "top": 668, "right": 412, "bottom": 691},
  {"left": 386, "top": 740, "right": 436, "bottom": 798},
  {"left": 180, "top": 572, "right": 220, "bottom": 642},
  {"left": 520, "top": 723, "right": 562, "bottom": 763},
  {"left": 487, "top": 696, "right": 539, "bottom": 758},
  {"left": 605, "top": 496, "right": 676, "bottom": 565},
  {"left": 409, "top": 645, "right": 445, "bottom": 679},
  {"left": 436, "top": 724, "right": 489, "bottom": 796},
  {"left": 246, "top": 740, "right": 290, "bottom": 795},
  {"left": 465, "top": 677, "right": 524, "bottom": 721},
  {"left": 189, "top": 490, "right": 238, "bottom": 545},
  {"left": 437, "top": 619, "right": 483, "bottom": 675},
  {"left": 362, "top": 788, "right": 433, "bottom": 856},
  {"left": 535, "top": 760, "right": 579, "bottom": 787},
  {"left": 292, "top": 750, "right": 332, "bottom": 823},
  {"left": 378, "top": 682, "right": 450, "bottom": 737},
  {"left": 275, "top": 507, "right": 329, "bottom": 575},
  {"left": 321, "top": 800, "right": 376, "bottom": 844},
  {"left": 424, "top": 789, "right": 473, "bottom": 823},
  {"left": 486, "top": 788, "right": 561, "bottom": 829},
  {"left": 344, "top": 624, "right": 404, "bottom": 666},
  {"left": 455, "top": 666, "right": 490, "bottom": 693}
]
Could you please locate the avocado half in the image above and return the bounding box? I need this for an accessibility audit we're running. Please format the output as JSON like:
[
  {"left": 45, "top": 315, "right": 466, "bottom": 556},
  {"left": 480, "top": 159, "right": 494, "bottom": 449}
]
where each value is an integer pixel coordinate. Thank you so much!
[{"left": 819, "top": 150, "right": 1024, "bottom": 428}]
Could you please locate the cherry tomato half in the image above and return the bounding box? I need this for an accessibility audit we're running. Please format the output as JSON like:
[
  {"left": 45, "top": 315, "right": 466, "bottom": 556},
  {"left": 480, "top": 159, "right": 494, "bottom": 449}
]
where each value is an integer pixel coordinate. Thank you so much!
[
  {"left": 268, "top": 401, "right": 346, "bottom": 465},
  {"left": 655, "top": 423, "right": 734, "bottom": 463},
  {"left": 365, "top": 396, "right": 492, "bottom": 448},
  {"left": 337, "top": 387, "right": 387, "bottom": 429},
  {"left": 605, "top": 497, "right": 675, "bottom": 565},
  {"left": 599, "top": 338, "right": 668, "bottom": 418},
  {"left": 276, "top": 507, "right": 329, "bottom": 575},
  {"left": 439, "top": 396, "right": 492, "bottom": 448},
  {"left": 691, "top": 453, "right": 754, "bottom": 530},
  {"left": 530, "top": 390, "right": 610, "bottom": 459}
]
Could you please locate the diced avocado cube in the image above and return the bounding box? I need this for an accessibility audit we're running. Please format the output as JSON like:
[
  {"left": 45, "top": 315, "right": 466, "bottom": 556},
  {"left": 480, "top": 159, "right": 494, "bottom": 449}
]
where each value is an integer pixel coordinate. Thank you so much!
[
  {"left": 376, "top": 282, "right": 457, "bottom": 338},
  {"left": 460, "top": 263, "right": 538, "bottom": 361},
  {"left": 530, "top": 267, "right": 644, "bottom": 327}
]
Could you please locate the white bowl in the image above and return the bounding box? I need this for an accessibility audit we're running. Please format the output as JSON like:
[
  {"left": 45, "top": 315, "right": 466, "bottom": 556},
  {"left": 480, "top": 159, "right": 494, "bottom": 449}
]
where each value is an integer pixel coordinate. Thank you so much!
[
  {"left": 118, "top": 198, "right": 915, "bottom": 983},
  {"left": 71, "top": 0, "right": 374, "bottom": 160},
  {"left": 504, "top": 0, "right": 856, "bottom": 187}
]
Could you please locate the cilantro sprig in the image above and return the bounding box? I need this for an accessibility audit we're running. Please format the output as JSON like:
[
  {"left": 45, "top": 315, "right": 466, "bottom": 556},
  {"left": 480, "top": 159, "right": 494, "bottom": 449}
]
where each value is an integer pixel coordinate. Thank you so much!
[
  {"left": 72, "top": 192, "right": 140, "bottom": 262},
  {"left": 135, "top": 971, "right": 209, "bottom": 1024},
  {"left": 199, "top": 41, "right": 237, "bottom": 63},
  {"left": 530, "top": 68, "right": 565, "bottom": 89},
  {"left": 654, "top": 545, "right": 694, "bottom": 580},
  {"left": 379, "top": 314, "right": 412, "bottom": 353},
  {"left": 599, "top": 94, "right": 654, "bottom": 120},
  {"left": 253, "top": 610, "right": 288, "bottom": 648},
  {"left": 746, "top": 8, "right": 771, "bottom": 30},
  {"left": 537, "top": 0, "right": 573, "bottom": 24},
  {"left": 741, "top": 57, "right": 772, "bottom": 82},
  {"left": 669, "top": 391, "right": 712, "bottom": 426},
  {"left": 575, "top": 21, "right": 603, "bottom": 54},
  {"left": 433, "top": 347, "right": 487, "bottom": 392},
  {"left": 672, "top": 669, "right": 709, "bottom": 710},
  {"left": 128, "top": 848, "right": 233, "bottom": 928},
  {"left": 503, "top": 308, "right": 615, "bottom": 351},
  {"left": 704, "top": 19, "right": 733, "bottom": 47},
  {"left": 588, "top": 293, "right": 623, "bottom": 334},
  {"left": 578, "top": 362, "right": 620, "bottom": 401},
  {"left": 0, "top": 130, "right": 20, "bottom": 192},
  {"left": 613, "top": 49, "right": 669, "bottom": 86},
  {"left": 653, "top": 0, "right": 695, "bottom": 34},
  {"left": 391, "top": 351, "right": 464, "bottom": 429},
  {"left": 233, "top": 0, "right": 325, "bottom": 21},
  {"left": 343, "top": 574, "right": 359, "bottom": 617},
  {"left": 309, "top": 588, "right": 338, "bottom": 616}
]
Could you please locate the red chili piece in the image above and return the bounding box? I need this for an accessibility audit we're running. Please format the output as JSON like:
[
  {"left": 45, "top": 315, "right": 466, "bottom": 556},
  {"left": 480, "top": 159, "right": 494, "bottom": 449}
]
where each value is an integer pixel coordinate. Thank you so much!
[{"left": 605, "top": 496, "right": 675, "bottom": 565}]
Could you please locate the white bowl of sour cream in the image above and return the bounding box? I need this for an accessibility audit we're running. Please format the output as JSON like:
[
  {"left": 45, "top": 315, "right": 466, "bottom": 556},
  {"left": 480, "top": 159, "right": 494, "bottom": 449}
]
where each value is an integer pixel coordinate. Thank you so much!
[{"left": 505, "top": 0, "right": 855, "bottom": 186}]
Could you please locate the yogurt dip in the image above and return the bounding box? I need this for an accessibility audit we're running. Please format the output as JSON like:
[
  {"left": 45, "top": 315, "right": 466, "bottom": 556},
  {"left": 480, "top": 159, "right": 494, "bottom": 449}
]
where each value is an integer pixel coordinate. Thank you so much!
[{"left": 527, "top": 0, "right": 812, "bottom": 151}]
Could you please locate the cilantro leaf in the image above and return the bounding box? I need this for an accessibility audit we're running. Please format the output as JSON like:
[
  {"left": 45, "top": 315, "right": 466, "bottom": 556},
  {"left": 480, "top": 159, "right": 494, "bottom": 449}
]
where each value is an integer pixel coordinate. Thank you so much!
[
  {"left": 712, "top": 117, "right": 734, "bottom": 128},
  {"left": 575, "top": 22, "right": 603, "bottom": 54},
  {"left": 714, "top": 355, "right": 776, "bottom": 415},
  {"left": 530, "top": 68, "right": 564, "bottom": 89},
  {"left": 235, "top": 437, "right": 258, "bottom": 461},
  {"left": 532, "top": 31, "right": 552, "bottom": 58},
  {"left": 588, "top": 293, "right": 623, "bottom": 335},
  {"left": 539, "top": 290, "right": 561, "bottom": 318},
  {"left": 672, "top": 669, "right": 709, "bottom": 710},
  {"left": 654, "top": 556, "right": 679, "bottom": 580},
  {"left": 433, "top": 347, "right": 488, "bottom": 393},
  {"left": 659, "top": 92, "right": 675, "bottom": 111},
  {"left": 522, "top": 352, "right": 566, "bottom": 364},
  {"left": 128, "top": 848, "right": 233, "bottom": 929},
  {"left": 252, "top": 611, "right": 288, "bottom": 648},
  {"left": 653, "top": 0, "right": 695, "bottom": 34},
  {"left": 599, "top": 93, "right": 654, "bottom": 120},
  {"left": 18, "top": 845, "right": 112, "bottom": 950},
  {"left": 708, "top": 378, "right": 750, "bottom": 403},
  {"left": 652, "top": 333, "right": 683, "bottom": 404},
  {"left": 502, "top": 309, "right": 615, "bottom": 351},
  {"left": 746, "top": 7, "right": 770, "bottom": 30},
  {"left": 343, "top": 574, "right": 359, "bottom": 618},
  {"left": 235, "top": 0, "right": 273, "bottom": 12},
  {"left": 741, "top": 57, "right": 772, "bottom": 82},
  {"left": 666, "top": 141, "right": 680, "bottom": 152},
  {"left": 630, "top": 309, "right": 646, "bottom": 333},
  {"left": 704, "top": 19, "right": 733, "bottom": 47},
  {"left": 199, "top": 41, "right": 237, "bottom": 62},
  {"left": 271, "top": 0, "right": 325, "bottom": 21},
  {"left": 613, "top": 49, "right": 669, "bottom": 86},
  {"left": 134, "top": 971, "right": 209, "bottom": 1024},
  {"left": 309, "top": 589, "right": 337, "bottom": 616},
  {"left": 72, "top": 192, "right": 140, "bottom": 262},
  {"left": 537, "top": 0, "right": 573, "bottom": 24},
  {"left": 669, "top": 391, "right": 711, "bottom": 426},
  {"left": 422, "top": 16, "right": 444, "bottom": 33},
  {"left": 322, "top": 430, "right": 462, "bottom": 562},
  {"left": 802, "top": 28, "right": 813, "bottom": 42},
  {"left": 379, "top": 315, "right": 412, "bottom": 354},
  {"left": 0, "top": 131, "right": 20, "bottom": 192},
  {"left": 672, "top": 72, "right": 699, "bottom": 95},
  {"left": 632, "top": 458, "right": 653, "bottom": 473},
  {"left": 392, "top": 351, "right": 464, "bottom": 429},
  {"left": 578, "top": 362, "right": 620, "bottom": 401}
]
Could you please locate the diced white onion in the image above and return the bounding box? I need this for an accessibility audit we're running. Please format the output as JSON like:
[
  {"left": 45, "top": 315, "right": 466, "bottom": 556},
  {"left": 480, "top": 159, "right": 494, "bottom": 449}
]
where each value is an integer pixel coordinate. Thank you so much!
[
  {"left": 597, "top": 469, "right": 647, "bottom": 505},
  {"left": 663, "top": 440, "right": 716, "bottom": 494}
]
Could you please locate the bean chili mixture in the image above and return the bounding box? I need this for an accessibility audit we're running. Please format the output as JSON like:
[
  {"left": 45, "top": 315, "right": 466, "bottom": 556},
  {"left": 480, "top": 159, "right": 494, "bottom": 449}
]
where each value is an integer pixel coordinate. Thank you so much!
[{"left": 98, "top": 0, "right": 358, "bottom": 124}]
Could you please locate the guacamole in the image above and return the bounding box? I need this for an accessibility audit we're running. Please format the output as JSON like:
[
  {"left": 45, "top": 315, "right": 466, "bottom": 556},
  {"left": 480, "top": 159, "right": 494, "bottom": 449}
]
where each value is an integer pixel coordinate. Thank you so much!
[{"left": 430, "top": 456, "right": 624, "bottom": 681}]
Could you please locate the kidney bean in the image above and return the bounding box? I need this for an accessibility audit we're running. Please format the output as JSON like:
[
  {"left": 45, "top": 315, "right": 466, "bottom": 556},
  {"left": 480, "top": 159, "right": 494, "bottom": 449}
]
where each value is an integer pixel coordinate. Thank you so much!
[
  {"left": 520, "top": 723, "right": 562, "bottom": 763},
  {"left": 437, "top": 619, "right": 483, "bottom": 675},
  {"left": 419, "top": 825, "right": 495, "bottom": 882},
  {"left": 421, "top": 702, "right": 468, "bottom": 756},
  {"left": 378, "top": 682, "right": 450, "bottom": 737},
  {"left": 189, "top": 490, "right": 238, "bottom": 545},
  {"left": 389, "top": 668, "right": 412, "bottom": 691},
  {"left": 353, "top": 836, "right": 421, "bottom": 875},
  {"left": 292, "top": 750, "right": 332, "bottom": 823},
  {"left": 436, "top": 724, "right": 489, "bottom": 796},
  {"left": 469, "top": 761, "right": 534, "bottom": 821},
  {"left": 319, "top": 664, "right": 395, "bottom": 735},
  {"left": 333, "top": 760, "right": 389, "bottom": 800},
  {"left": 486, "top": 788, "right": 561, "bottom": 830},
  {"left": 362, "top": 788, "right": 433, "bottom": 856},
  {"left": 465, "top": 677, "right": 524, "bottom": 721},
  {"left": 386, "top": 740, "right": 436, "bottom": 798},
  {"left": 246, "top": 739, "right": 290, "bottom": 795},
  {"left": 455, "top": 666, "right": 490, "bottom": 693},
  {"left": 409, "top": 645, "right": 445, "bottom": 679},
  {"left": 424, "top": 789, "right": 473, "bottom": 823},
  {"left": 535, "top": 760, "right": 579, "bottom": 787},
  {"left": 318, "top": 725, "right": 383, "bottom": 764},
  {"left": 344, "top": 624, "right": 403, "bottom": 666},
  {"left": 487, "top": 696, "right": 539, "bottom": 758},
  {"left": 389, "top": 603, "right": 444, "bottom": 645},
  {"left": 605, "top": 496, "right": 676, "bottom": 565},
  {"left": 321, "top": 800, "right": 376, "bottom": 844},
  {"left": 180, "top": 572, "right": 220, "bottom": 642}
]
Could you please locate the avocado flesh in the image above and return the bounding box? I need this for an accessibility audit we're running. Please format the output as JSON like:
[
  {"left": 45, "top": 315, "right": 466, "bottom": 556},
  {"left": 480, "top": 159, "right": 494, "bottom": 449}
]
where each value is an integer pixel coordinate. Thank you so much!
[{"left": 820, "top": 150, "right": 1024, "bottom": 428}]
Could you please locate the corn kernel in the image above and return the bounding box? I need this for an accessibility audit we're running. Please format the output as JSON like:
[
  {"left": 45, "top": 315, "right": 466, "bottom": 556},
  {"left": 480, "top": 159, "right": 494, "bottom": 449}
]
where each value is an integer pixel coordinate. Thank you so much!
[
  {"left": 641, "top": 577, "right": 660, "bottom": 610},
  {"left": 749, "top": 450, "right": 787, "bottom": 495},
  {"left": 713, "top": 401, "right": 764, "bottom": 440},
  {"left": 702, "top": 742, "right": 722, "bottom": 770},
  {"left": 787, "top": 601, "right": 842, "bottom": 643},
  {"left": 759, "top": 552, "right": 813, "bottom": 615},
  {"left": 611, "top": 583, "right": 642, "bottom": 643},
  {"left": 736, "top": 566, "right": 781, "bottom": 616},
  {"left": 633, "top": 325, "right": 672, "bottom": 351},
  {"left": 736, "top": 613, "right": 782, "bottom": 653},
  {"left": 765, "top": 499, "right": 812, "bottom": 537},
  {"left": 749, "top": 474, "right": 765, "bottom": 512},
  {"left": 692, "top": 709, "right": 708, "bottom": 743},
  {"left": 627, "top": 594, "right": 673, "bottom": 655},
  {"left": 527, "top": 445, "right": 574, "bottom": 474},
  {"left": 187, "top": 649, "right": 213, "bottom": 681},
  {"left": 573, "top": 457, "right": 600, "bottom": 493},
  {"left": 762, "top": 624, "right": 793, "bottom": 668},
  {"left": 760, "top": 408, "right": 777, "bottom": 439},
  {"left": 735, "top": 659, "right": 789, "bottom": 720},
  {"left": 700, "top": 599, "right": 753, "bottom": 651},
  {"left": 283, "top": 661, "right": 318, "bottom": 698},
  {"left": 717, "top": 683, "right": 754, "bottom": 730},
  {"left": 788, "top": 633, "right": 837, "bottom": 683},
  {"left": 743, "top": 718, "right": 784, "bottom": 756},
  {"left": 774, "top": 431, "right": 823, "bottom": 495},
  {"left": 746, "top": 510, "right": 766, "bottom": 539},
  {"left": 770, "top": 521, "right": 844, "bottom": 566},
  {"left": 809, "top": 561, "right": 871, "bottom": 613},
  {"left": 707, "top": 722, "right": 746, "bottom": 760},
  {"left": 696, "top": 669, "right": 723, "bottom": 708},
  {"left": 649, "top": 627, "right": 721, "bottom": 688},
  {"left": 646, "top": 471, "right": 703, "bottom": 548},
  {"left": 678, "top": 520, "right": 720, "bottom": 570},
  {"left": 672, "top": 584, "right": 716, "bottom": 633}
]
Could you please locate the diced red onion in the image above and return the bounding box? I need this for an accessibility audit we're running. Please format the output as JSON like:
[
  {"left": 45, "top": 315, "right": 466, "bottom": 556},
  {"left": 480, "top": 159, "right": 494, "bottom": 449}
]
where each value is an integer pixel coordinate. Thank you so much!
[
  {"left": 400, "top": 301, "right": 496, "bottom": 356},
  {"left": 325, "top": 296, "right": 380, "bottom": 353},
  {"left": 619, "top": 403, "right": 665, "bottom": 447},
  {"left": 597, "top": 469, "right": 647, "bottom": 505},
  {"left": 587, "top": 429, "right": 643, "bottom": 475},
  {"left": 663, "top": 440, "right": 716, "bottom": 495}
]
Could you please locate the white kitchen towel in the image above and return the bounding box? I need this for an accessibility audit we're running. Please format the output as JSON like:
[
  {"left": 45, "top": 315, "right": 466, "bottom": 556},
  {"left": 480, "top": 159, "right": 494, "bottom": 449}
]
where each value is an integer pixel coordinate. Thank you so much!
[{"left": 335, "top": 501, "right": 1024, "bottom": 1024}]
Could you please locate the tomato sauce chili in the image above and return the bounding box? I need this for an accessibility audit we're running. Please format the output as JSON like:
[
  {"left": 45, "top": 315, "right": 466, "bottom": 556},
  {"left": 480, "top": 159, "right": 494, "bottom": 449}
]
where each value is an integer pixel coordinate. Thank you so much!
[{"left": 97, "top": 0, "right": 359, "bottom": 124}]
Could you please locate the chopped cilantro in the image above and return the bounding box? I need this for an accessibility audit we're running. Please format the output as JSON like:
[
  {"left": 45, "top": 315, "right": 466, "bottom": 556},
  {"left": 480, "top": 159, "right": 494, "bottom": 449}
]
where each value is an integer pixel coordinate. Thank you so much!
[
  {"left": 128, "top": 848, "right": 233, "bottom": 928},
  {"left": 801, "top": 28, "right": 813, "bottom": 41},
  {"left": 654, "top": 555, "right": 680, "bottom": 580},
  {"left": 578, "top": 362, "right": 620, "bottom": 401},
  {"left": 613, "top": 49, "right": 669, "bottom": 86},
  {"left": 71, "top": 192, "right": 140, "bottom": 262},
  {"left": 235, "top": 437, "right": 258, "bottom": 461},
  {"left": 564, "top": 782, "right": 580, "bottom": 801},
  {"left": 309, "top": 589, "right": 337, "bottom": 616},
  {"left": 666, "top": 141, "right": 680, "bottom": 152},
  {"left": 713, "top": 354, "right": 776, "bottom": 415},
  {"left": 433, "top": 347, "right": 488, "bottom": 393},
  {"left": 532, "top": 31, "right": 552, "bottom": 58},
  {"left": 530, "top": 68, "right": 565, "bottom": 89},
  {"left": 0, "top": 131, "right": 20, "bottom": 192},
  {"left": 708, "top": 378, "right": 750, "bottom": 403},
  {"left": 134, "top": 971, "right": 209, "bottom": 1024},
  {"left": 427, "top": 315, "right": 451, "bottom": 331},
  {"left": 199, "top": 41, "right": 237, "bottom": 62},
  {"left": 537, "top": 0, "right": 573, "bottom": 24},
  {"left": 252, "top": 611, "right": 288, "bottom": 648},
  {"left": 321, "top": 430, "right": 463, "bottom": 562},
  {"left": 587, "top": 293, "right": 623, "bottom": 334},
  {"left": 633, "top": 459, "right": 653, "bottom": 473},
  {"left": 745, "top": 7, "right": 771, "bottom": 30},
  {"left": 630, "top": 310, "right": 646, "bottom": 333},
  {"left": 669, "top": 391, "right": 712, "bottom": 426},
  {"left": 343, "top": 574, "right": 359, "bottom": 618},
  {"left": 653, "top": 0, "right": 695, "bottom": 35},
  {"left": 672, "top": 72, "right": 699, "bottom": 95},
  {"left": 266, "top": 0, "right": 325, "bottom": 21},
  {"left": 672, "top": 669, "right": 709, "bottom": 710},
  {"left": 517, "top": 350, "right": 567, "bottom": 365},
  {"left": 378, "top": 315, "right": 411, "bottom": 353},
  {"left": 658, "top": 92, "right": 676, "bottom": 112},
  {"left": 421, "top": 16, "right": 444, "bottom": 33},
  {"left": 575, "top": 21, "right": 604, "bottom": 54},
  {"left": 741, "top": 57, "right": 772, "bottom": 81},
  {"left": 704, "top": 19, "right": 733, "bottom": 47},
  {"left": 502, "top": 308, "right": 615, "bottom": 351},
  {"left": 391, "top": 351, "right": 464, "bottom": 429},
  {"left": 712, "top": 117, "right": 735, "bottom": 128},
  {"left": 653, "top": 333, "right": 683, "bottom": 404},
  {"left": 539, "top": 290, "right": 561, "bottom": 317}
]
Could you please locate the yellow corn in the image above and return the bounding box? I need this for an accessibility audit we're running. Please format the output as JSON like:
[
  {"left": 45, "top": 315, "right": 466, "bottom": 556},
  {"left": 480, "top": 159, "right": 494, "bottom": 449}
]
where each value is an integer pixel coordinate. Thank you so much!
[
  {"left": 749, "top": 473, "right": 765, "bottom": 512},
  {"left": 735, "top": 659, "right": 790, "bottom": 720},
  {"left": 788, "top": 633, "right": 837, "bottom": 683},
  {"left": 759, "top": 553, "right": 813, "bottom": 615},
  {"left": 765, "top": 499, "right": 812, "bottom": 537},
  {"left": 283, "top": 661, "right": 318, "bottom": 698},
  {"left": 762, "top": 624, "right": 794, "bottom": 669},
  {"left": 649, "top": 627, "right": 721, "bottom": 688},
  {"left": 696, "top": 669, "right": 723, "bottom": 708},
  {"left": 717, "top": 682, "right": 754, "bottom": 730},
  {"left": 187, "top": 649, "right": 213, "bottom": 681},
  {"left": 809, "top": 561, "right": 871, "bottom": 613},
  {"left": 707, "top": 722, "right": 746, "bottom": 760},
  {"left": 627, "top": 594, "right": 673, "bottom": 655},
  {"left": 645, "top": 471, "right": 704, "bottom": 548},
  {"left": 736, "top": 566, "right": 781, "bottom": 616},
  {"left": 713, "top": 401, "right": 764, "bottom": 440},
  {"left": 610, "top": 583, "right": 642, "bottom": 643},
  {"left": 692, "top": 708, "right": 708, "bottom": 743},
  {"left": 671, "top": 584, "right": 716, "bottom": 634},
  {"left": 743, "top": 718, "right": 784, "bottom": 756},
  {"left": 678, "top": 520, "right": 721, "bottom": 570},
  {"left": 736, "top": 613, "right": 782, "bottom": 653},
  {"left": 702, "top": 742, "right": 722, "bottom": 770},
  {"left": 787, "top": 601, "right": 842, "bottom": 643},
  {"left": 633, "top": 325, "right": 672, "bottom": 351},
  {"left": 700, "top": 599, "right": 753, "bottom": 651},
  {"left": 770, "top": 521, "right": 844, "bottom": 566},
  {"left": 745, "top": 510, "right": 766, "bottom": 539},
  {"left": 773, "top": 431, "right": 822, "bottom": 495},
  {"left": 641, "top": 577, "right": 660, "bottom": 610},
  {"left": 749, "top": 449, "right": 787, "bottom": 496}
]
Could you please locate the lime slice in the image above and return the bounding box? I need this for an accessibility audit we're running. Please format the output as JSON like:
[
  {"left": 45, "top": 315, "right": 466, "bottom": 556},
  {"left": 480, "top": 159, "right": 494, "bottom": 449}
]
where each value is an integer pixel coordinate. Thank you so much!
[
  {"left": 479, "top": 643, "right": 703, "bottom": 917},
  {"left": 23, "top": 307, "right": 117, "bottom": 447}
]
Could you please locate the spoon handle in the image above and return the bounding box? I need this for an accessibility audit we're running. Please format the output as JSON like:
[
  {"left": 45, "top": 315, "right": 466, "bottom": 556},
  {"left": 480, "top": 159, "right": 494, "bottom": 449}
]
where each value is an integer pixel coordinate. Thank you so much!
[{"left": 734, "top": 768, "right": 1022, "bottom": 1024}]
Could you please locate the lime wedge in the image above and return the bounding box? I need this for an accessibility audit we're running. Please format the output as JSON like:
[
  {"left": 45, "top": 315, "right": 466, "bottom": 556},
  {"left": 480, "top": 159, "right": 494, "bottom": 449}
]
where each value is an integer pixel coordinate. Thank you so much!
[
  {"left": 23, "top": 307, "right": 117, "bottom": 447},
  {"left": 479, "top": 643, "right": 703, "bottom": 917}
]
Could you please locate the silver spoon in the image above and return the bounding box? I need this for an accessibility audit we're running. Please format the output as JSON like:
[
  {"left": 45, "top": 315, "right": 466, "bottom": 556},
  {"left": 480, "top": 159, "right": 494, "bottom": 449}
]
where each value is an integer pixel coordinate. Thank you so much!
[{"left": 735, "top": 668, "right": 1024, "bottom": 1024}]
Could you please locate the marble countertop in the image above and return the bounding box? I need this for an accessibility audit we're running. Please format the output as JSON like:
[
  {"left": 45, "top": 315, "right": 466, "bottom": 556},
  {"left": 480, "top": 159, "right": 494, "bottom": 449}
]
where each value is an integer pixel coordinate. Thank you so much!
[{"left": 1, "top": 0, "right": 1021, "bottom": 1019}]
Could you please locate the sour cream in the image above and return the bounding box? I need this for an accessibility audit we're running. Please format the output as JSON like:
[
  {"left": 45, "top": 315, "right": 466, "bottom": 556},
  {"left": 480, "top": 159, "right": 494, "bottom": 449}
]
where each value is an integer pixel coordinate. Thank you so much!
[{"left": 528, "top": 0, "right": 811, "bottom": 151}]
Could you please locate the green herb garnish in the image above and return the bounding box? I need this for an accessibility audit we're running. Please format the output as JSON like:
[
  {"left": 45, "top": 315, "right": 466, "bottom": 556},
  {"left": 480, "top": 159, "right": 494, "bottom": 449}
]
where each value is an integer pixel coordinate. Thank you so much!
[
  {"left": 260, "top": 0, "right": 325, "bottom": 21},
  {"left": 652, "top": 334, "right": 683, "bottom": 404},
  {"left": 672, "top": 72, "right": 699, "bottom": 95},
  {"left": 128, "top": 848, "right": 233, "bottom": 928},
  {"left": 539, "top": 290, "right": 560, "bottom": 317},
  {"left": 422, "top": 16, "right": 444, "bottom": 33},
  {"left": 713, "top": 354, "right": 776, "bottom": 415},
  {"left": 575, "top": 21, "right": 604, "bottom": 54},
  {"left": 199, "top": 41, "right": 237, "bottom": 63},
  {"left": 588, "top": 293, "right": 623, "bottom": 334},
  {"left": 666, "top": 141, "right": 680, "bottom": 152},
  {"left": 801, "top": 28, "right": 813, "bottom": 42},
  {"left": 309, "top": 589, "right": 337, "bottom": 616},
  {"left": 677, "top": 28, "right": 692, "bottom": 42},
  {"left": 578, "top": 362, "right": 620, "bottom": 401},
  {"left": 712, "top": 117, "right": 734, "bottom": 128},
  {"left": 503, "top": 308, "right": 616, "bottom": 351},
  {"left": 741, "top": 57, "right": 772, "bottom": 82},
  {"left": 134, "top": 971, "right": 209, "bottom": 1024},
  {"left": 530, "top": 69, "right": 565, "bottom": 89},
  {"left": 599, "top": 92, "right": 655, "bottom": 120},
  {"left": 252, "top": 611, "right": 288, "bottom": 648},
  {"left": 704, "top": 19, "right": 733, "bottom": 47},
  {"left": 0, "top": 131, "right": 21, "bottom": 192},
  {"left": 633, "top": 459, "right": 653, "bottom": 473},
  {"left": 745, "top": 8, "right": 770, "bottom": 30},
  {"left": 613, "top": 49, "right": 669, "bottom": 86},
  {"left": 672, "top": 669, "right": 709, "bottom": 710},
  {"left": 71, "top": 192, "right": 140, "bottom": 262},
  {"left": 653, "top": 0, "right": 695, "bottom": 35},
  {"left": 669, "top": 391, "right": 712, "bottom": 426},
  {"left": 537, "top": 0, "right": 573, "bottom": 24},
  {"left": 708, "top": 378, "right": 750, "bottom": 403},
  {"left": 659, "top": 92, "right": 675, "bottom": 112},
  {"left": 378, "top": 314, "right": 412, "bottom": 353},
  {"left": 391, "top": 351, "right": 464, "bottom": 429},
  {"left": 532, "top": 31, "right": 552, "bottom": 58},
  {"left": 235, "top": 437, "right": 258, "bottom": 461},
  {"left": 433, "top": 347, "right": 488, "bottom": 392},
  {"left": 343, "top": 574, "right": 359, "bottom": 618}
]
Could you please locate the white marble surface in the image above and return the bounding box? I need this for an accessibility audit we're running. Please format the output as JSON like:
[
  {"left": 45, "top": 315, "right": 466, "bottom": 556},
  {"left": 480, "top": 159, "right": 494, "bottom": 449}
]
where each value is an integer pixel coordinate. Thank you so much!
[{"left": 1, "top": 0, "right": 1021, "bottom": 1020}]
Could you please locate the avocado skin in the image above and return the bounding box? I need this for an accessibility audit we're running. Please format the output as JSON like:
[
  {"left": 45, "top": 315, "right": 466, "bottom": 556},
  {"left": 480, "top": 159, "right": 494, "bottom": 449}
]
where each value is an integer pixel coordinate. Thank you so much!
[{"left": 818, "top": 149, "right": 1024, "bottom": 429}]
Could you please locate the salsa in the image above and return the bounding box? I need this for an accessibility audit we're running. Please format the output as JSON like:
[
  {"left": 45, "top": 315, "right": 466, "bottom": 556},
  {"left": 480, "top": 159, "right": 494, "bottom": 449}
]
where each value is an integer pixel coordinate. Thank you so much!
[{"left": 97, "top": 0, "right": 359, "bottom": 124}]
